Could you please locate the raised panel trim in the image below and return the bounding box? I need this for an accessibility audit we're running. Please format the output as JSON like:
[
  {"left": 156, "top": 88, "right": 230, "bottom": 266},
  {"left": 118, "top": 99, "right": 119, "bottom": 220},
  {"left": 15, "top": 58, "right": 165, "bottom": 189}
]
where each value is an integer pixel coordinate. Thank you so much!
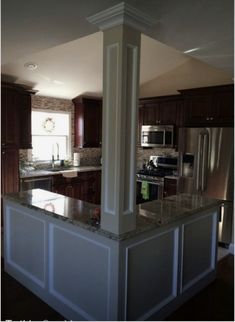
[
  {"left": 103, "top": 42, "right": 119, "bottom": 216},
  {"left": 124, "top": 227, "right": 179, "bottom": 320},
  {"left": 180, "top": 211, "right": 218, "bottom": 293},
  {"left": 5, "top": 205, "right": 46, "bottom": 288},
  {"left": 48, "top": 223, "right": 112, "bottom": 321},
  {"left": 123, "top": 43, "right": 138, "bottom": 215}
]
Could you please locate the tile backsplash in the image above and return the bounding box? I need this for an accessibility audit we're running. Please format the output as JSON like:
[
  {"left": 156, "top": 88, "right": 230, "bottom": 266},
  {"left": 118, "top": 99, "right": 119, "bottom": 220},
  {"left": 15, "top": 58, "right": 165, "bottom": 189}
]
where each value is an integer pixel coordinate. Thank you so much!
[
  {"left": 73, "top": 148, "right": 102, "bottom": 166},
  {"left": 137, "top": 147, "right": 178, "bottom": 170},
  {"left": 20, "top": 146, "right": 177, "bottom": 169}
]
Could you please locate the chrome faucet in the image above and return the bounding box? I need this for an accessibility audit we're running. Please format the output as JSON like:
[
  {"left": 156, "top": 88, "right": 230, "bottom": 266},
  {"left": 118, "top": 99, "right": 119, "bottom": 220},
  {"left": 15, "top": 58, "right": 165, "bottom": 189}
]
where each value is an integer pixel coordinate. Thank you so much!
[
  {"left": 51, "top": 143, "right": 60, "bottom": 168},
  {"left": 52, "top": 154, "right": 55, "bottom": 168},
  {"left": 56, "top": 143, "right": 59, "bottom": 160}
]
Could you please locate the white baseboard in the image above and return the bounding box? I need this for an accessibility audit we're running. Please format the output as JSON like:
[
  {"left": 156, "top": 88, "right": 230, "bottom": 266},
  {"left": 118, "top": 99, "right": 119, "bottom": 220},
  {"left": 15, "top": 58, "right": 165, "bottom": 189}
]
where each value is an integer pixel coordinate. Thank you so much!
[{"left": 229, "top": 243, "right": 234, "bottom": 255}]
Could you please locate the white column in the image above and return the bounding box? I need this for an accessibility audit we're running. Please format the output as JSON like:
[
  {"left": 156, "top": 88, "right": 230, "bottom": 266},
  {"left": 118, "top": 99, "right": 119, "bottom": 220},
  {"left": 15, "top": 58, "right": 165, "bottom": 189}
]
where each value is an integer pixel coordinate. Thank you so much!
[{"left": 87, "top": 3, "right": 155, "bottom": 235}]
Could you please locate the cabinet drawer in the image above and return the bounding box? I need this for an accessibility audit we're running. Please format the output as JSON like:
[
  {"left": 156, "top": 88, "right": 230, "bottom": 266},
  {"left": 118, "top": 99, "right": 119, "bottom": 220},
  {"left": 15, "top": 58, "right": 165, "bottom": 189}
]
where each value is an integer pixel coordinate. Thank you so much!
[{"left": 164, "top": 178, "right": 177, "bottom": 197}]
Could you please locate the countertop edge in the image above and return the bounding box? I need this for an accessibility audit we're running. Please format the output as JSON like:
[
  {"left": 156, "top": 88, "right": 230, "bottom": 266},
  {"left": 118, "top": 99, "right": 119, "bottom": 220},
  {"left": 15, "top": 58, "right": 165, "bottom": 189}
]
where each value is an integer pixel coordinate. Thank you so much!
[{"left": 3, "top": 191, "right": 222, "bottom": 242}]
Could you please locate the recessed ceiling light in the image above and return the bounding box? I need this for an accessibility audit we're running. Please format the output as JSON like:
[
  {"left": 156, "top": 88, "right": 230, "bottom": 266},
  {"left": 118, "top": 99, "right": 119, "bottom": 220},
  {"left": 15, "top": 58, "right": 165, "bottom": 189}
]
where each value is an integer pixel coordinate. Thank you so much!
[{"left": 24, "top": 62, "right": 38, "bottom": 70}]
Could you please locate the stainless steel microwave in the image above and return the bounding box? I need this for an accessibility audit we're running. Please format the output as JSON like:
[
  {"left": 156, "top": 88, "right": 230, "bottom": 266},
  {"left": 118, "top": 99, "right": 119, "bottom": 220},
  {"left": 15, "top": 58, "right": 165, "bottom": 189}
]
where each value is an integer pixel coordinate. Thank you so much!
[{"left": 141, "top": 125, "right": 174, "bottom": 147}]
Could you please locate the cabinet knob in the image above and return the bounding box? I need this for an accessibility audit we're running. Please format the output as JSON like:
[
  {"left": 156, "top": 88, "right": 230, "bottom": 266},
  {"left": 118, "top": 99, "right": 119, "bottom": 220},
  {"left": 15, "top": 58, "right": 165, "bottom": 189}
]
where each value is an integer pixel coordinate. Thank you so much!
[
  {"left": 2, "top": 151, "right": 5, "bottom": 155},
  {"left": 2, "top": 143, "right": 5, "bottom": 146},
  {"left": 210, "top": 117, "right": 214, "bottom": 121},
  {"left": 206, "top": 117, "right": 210, "bottom": 121}
]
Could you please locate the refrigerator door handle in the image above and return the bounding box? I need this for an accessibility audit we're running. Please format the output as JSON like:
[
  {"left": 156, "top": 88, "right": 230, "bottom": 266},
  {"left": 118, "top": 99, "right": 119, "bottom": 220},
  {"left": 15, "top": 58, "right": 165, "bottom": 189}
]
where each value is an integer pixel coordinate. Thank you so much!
[
  {"left": 201, "top": 132, "right": 209, "bottom": 191},
  {"left": 179, "top": 152, "right": 183, "bottom": 176},
  {"left": 196, "top": 133, "right": 203, "bottom": 191}
]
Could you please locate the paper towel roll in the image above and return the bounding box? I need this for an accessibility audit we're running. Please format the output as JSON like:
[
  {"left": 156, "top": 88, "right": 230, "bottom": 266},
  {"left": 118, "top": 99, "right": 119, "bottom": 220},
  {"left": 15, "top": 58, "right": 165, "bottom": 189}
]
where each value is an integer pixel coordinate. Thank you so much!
[{"left": 73, "top": 153, "right": 80, "bottom": 166}]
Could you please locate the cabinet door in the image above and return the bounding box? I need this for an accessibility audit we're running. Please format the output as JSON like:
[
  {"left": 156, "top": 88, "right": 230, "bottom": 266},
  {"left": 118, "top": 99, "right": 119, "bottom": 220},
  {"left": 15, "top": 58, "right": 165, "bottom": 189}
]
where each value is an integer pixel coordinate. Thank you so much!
[
  {"left": 164, "top": 178, "right": 177, "bottom": 198},
  {"left": 1, "top": 88, "right": 19, "bottom": 147},
  {"left": 141, "top": 104, "right": 157, "bottom": 125},
  {"left": 213, "top": 91, "right": 234, "bottom": 126},
  {"left": 184, "top": 94, "right": 214, "bottom": 126},
  {"left": 77, "top": 172, "right": 96, "bottom": 203},
  {"left": 73, "top": 97, "right": 102, "bottom": 148},
  {"left": 19, "top": 93, "right": 32, "bottom": 149},
  {"left": 52, "top": 184, "right": 66, "bottom": 196},
  {"left": 64, "top": 184, "right": 75, "bottom": 198},
  {"left": 1, "top": 148, "right": 19, "bottom": 194},
  {"left": 83, "top": 99, "right": 102, "bottom": 147},
  {"left": 52, "top": 175, "right": 66, "bottom": 195},
  {"left": 159, "top": 100, "right": 178, "bottom": 125}
]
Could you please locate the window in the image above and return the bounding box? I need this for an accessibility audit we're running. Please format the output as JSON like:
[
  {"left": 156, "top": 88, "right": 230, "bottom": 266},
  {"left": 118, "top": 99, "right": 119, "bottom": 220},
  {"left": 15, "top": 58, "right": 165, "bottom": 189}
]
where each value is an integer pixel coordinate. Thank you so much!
[{"left": 32, "top": 110, "right": 71, "bottom": 161}]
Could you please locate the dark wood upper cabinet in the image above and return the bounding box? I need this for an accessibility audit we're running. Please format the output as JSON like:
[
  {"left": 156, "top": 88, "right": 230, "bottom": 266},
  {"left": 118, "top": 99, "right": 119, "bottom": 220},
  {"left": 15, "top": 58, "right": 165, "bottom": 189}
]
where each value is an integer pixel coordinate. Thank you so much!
[
  {"left": 139, "top": 95, "right": 183, "bottom": 126},
  {"left": 19, "top": 93, "right": 32, "bottom": 149},
  {"left": 179, "top": 84, "right": 234, "bottom": 127},
  {"left": 138, "top": 95, "right": 183, "bottom": 147},
  {"left": 72, "top": 96, "right": 102, "bottom": 148},
  {"left": 213, "top": 89, "right": 234, "bottom": 126},
  {"left": 1, "top": 82, "right": 34, "bottom": 149},
  {"left": 1, "top": 86, "right": 20, "bottom": 147},
  {"left": 1, "top": 82, "right": 35, "bottom": 200},
  {"left": 139, "top": 103, "right": 157, "bottom": 125}
]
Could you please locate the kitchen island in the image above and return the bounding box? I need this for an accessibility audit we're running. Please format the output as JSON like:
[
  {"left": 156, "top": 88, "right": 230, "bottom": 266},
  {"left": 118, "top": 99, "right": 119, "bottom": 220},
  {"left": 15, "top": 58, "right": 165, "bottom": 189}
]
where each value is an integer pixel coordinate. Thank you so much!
[{"left": 3, "top": 190, "right": 221, "bottom": 321}]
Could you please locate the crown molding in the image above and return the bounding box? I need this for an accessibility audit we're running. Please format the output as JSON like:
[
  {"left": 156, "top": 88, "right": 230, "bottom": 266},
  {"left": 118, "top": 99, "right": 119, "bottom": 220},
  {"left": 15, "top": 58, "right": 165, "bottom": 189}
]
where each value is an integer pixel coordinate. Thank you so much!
[{"left": 87, "top": 2, "right": 156, "bottom": 32}]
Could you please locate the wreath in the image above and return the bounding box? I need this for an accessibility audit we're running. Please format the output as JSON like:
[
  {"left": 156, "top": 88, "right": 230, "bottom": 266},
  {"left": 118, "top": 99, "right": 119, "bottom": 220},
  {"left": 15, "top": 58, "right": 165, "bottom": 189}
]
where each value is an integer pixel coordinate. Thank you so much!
[{"left": 42, "top": 117, "right": 55, "bottom": 133}]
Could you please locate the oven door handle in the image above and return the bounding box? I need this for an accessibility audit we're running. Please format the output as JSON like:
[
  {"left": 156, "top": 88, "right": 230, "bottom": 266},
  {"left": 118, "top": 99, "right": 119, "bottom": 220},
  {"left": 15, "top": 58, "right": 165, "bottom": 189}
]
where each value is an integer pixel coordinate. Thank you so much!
[{"left": 137, "top": 180, "right": 163, "bottom": 185}]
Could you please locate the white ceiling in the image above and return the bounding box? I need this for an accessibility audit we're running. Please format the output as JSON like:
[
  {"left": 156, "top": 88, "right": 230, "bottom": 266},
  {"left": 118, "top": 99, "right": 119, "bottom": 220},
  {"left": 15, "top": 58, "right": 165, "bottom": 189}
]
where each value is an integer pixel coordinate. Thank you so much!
[{"left": 1, "top": 0, "right": 234, "bottom": 99}]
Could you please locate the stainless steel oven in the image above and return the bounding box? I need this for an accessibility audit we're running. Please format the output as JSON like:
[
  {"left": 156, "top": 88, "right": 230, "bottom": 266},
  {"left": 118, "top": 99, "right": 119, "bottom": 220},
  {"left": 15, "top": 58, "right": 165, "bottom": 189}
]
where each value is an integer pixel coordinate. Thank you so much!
[
  {"left": 136, "top": 155, "right": 178, "bottom": 204},
  {"left": 136, "top": 175, "right": 164, "bottom": 204},
  {"left": 20, "top": 176, "right": 52, "bottom": 192}
]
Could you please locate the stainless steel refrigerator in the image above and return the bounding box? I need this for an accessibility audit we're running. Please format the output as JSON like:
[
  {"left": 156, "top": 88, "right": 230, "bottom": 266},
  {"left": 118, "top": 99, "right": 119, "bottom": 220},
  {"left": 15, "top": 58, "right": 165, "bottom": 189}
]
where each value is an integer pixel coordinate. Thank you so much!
[{"left": 178, "top": 127, "right": 234, "bottom": 245}]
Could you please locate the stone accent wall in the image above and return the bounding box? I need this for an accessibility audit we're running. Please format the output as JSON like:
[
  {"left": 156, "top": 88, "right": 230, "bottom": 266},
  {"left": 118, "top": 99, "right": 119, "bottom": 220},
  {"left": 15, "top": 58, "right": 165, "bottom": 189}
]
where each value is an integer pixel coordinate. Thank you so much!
[
  {"left": 32, "top": 95, "right": 75, "bottom": 149},
  {"left": 73, "top": 148, "right": 102, "bottom": 166}
]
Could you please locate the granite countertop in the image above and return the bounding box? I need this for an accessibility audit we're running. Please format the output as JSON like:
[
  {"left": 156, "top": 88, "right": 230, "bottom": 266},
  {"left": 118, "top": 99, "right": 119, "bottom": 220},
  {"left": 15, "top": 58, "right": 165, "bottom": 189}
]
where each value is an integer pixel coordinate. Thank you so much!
[
  {"left": 3, "top": 189, "right": 222, "bottom": 241},
  {"left": 164, "top": 175, "right": 179, "bottom": 180},
  {"left": 20, "top": 166, "right": 102, "bottom": 178}
]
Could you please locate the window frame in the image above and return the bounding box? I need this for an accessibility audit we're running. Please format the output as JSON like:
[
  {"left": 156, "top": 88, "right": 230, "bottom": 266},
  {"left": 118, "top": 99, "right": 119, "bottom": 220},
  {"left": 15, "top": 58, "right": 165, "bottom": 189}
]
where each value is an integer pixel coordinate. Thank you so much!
[{"left": 31, "top": 108, "right": 72, "bottom": 161}]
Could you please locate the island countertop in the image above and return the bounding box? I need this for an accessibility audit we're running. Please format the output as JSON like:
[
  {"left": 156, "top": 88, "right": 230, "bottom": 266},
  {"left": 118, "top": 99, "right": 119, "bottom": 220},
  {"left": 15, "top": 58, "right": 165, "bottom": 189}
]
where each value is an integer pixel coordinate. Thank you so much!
[{"left": 3, "top": 189, "right": 222, "bottom": 241}]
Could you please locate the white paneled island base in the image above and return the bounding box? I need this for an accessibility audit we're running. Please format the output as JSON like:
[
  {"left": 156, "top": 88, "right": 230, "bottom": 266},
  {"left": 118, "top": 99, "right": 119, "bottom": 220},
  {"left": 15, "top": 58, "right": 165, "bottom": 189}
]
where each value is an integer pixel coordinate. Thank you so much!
[{"left": 3, "top": 190, "right": 220, "bottom": 321}]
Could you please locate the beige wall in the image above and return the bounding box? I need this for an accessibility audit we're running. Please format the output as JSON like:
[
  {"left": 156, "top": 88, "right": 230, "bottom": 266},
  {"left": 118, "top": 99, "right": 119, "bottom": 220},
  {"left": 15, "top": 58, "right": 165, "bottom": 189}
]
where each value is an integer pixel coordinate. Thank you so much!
[{"left": 140, "top": 57, "right": 233, "bottom": 98}]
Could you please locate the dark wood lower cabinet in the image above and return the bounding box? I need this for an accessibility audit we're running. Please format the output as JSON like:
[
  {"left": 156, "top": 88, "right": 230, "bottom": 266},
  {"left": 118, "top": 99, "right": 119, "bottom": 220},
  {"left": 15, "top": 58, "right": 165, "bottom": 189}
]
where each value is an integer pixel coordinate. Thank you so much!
[
  {"left": 163, "top": 178, "right": 177, "bottom": 198},
  {"left": 52, "top": 171, "right": 101, "bottom": 204},
  {"left": 1, "top": 148, "right": 19, "bottom": 194}
]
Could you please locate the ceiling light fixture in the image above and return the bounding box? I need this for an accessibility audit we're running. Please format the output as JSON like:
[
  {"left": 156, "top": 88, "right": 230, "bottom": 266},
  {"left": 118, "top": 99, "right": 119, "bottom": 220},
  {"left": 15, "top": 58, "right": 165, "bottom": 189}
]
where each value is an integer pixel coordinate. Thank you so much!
[
  {"left": 24, "top": 62, "right": 38, "bottom": 70},
  {"left": 183, "top": 47, "right": 200, "bottom": 54}
]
